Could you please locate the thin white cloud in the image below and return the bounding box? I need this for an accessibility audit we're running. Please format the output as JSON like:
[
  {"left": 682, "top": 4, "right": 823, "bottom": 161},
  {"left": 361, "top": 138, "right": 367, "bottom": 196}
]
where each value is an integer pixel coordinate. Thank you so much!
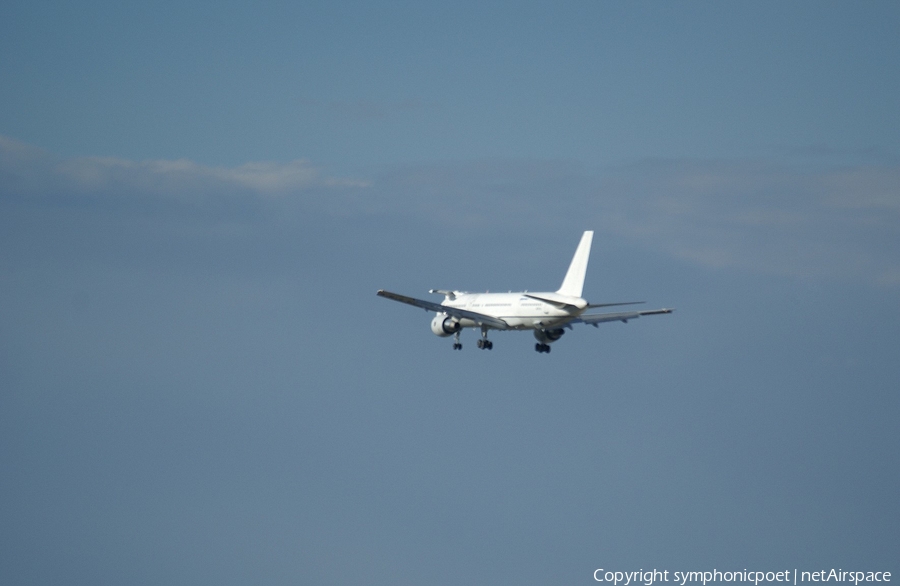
[
  {"left": 0, "top": 135, "right": 58, "bottom": 192},
  {"left": 589, "top": 159, "right": 900, "bottom": 283},
  {"left": 368, "top": 157, "right": 900, "bottom": 286},
  {"left": 0, "top": 135, "right": 369, "bottom": 198},
  {"left": 3, "top": 135, "right": 898, "bottom": 286},
  {"left": 821, "top": 166, "right": 900, "bottom": 212},
  {"left": 57, "top": 155, "right": 370, "bottom": 196},
  {"left": 0, "top": 135, "right": 44, "bottom": 160}
]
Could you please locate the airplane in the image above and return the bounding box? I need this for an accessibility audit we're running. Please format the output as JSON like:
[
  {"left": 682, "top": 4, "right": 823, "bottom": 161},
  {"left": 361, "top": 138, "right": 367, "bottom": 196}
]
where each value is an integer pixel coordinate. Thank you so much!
[{"left": 376, "top": 231, "right": 673, "bottom": 353}]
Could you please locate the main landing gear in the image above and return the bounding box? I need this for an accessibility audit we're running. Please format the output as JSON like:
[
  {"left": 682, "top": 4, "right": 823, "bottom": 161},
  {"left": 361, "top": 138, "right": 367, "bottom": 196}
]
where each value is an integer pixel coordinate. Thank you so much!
[
  {"left": 452, "top": 331, "right": 462, "bottom": 351},
  {"left": 476, "top": 327, "right": 493, "bottom": 350},
  {"left": 451, "top": 332, "right": 493, "bottom": 350},
  {"left": 535, "top": 343, "right": 551, "bottom": 353}
]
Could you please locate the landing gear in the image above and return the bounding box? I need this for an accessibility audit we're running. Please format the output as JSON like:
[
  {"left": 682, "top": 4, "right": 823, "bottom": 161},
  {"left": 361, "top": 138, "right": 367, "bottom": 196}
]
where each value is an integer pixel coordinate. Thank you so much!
[
  {"left": 452, "top": 331, "right": 462, "bottom": 350},
  {"left": 477, "top": 327, "right": 494, "bottom": 350},
  {"left": 535, "top": 343, "right": 551, "bottom": 353}
]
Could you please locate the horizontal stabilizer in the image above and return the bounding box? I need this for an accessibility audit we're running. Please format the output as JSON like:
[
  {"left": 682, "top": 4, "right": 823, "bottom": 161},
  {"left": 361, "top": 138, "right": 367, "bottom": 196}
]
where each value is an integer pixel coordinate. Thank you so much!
[
  {"left": 429, "top": 289, "right": 458, "bottom": 300},
  {"left": 576, "top": 307, "right": 674, "bottom": 326},
  {"left": 586, "top": 301, "right": 645, "bottom": 309},
  {"left": 523, "top": 292, "right": 587, "bottom": 311}
]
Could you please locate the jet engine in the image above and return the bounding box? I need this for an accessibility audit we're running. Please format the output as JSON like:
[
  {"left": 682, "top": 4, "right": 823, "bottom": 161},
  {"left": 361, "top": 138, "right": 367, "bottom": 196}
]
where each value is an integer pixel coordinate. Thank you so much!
[
  {"left": 534, "top": 328, "right": 565, "bottom": 343},
  {"left": 431, "top": 315, "right": 462, "bottom": 337}
]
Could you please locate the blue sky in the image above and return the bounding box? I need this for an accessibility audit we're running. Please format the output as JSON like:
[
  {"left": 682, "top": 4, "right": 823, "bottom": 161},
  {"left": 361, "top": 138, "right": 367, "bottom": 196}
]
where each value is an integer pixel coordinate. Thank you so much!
[
  {"left": 3, "top": 1, "right": 898, "bottom": 167},
  {"left": 1, "top": 2, "right": 899, "bottom": 585}
]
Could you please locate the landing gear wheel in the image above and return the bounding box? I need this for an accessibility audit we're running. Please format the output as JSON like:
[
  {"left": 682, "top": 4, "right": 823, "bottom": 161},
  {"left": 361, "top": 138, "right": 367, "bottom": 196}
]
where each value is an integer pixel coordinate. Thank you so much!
[
  {"left": 452, "top": 343, "right": 462, "bottom": 350},
  {"left": 478, "top": 327, "right": 493, "bottom": 350},
  {"left": 535, "top": 343, "right": 551, "bottom": 353}
]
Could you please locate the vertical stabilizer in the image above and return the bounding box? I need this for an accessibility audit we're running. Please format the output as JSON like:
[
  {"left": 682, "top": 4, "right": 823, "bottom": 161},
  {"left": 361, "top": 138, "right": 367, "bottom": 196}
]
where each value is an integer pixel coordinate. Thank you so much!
[{"left": 556, "top": 231, "right": 593, "bottom": 297}]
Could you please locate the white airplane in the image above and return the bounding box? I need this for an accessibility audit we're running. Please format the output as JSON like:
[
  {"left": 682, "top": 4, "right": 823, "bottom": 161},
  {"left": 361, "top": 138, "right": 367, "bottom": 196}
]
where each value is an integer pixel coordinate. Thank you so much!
[{"left": 377, "top": 231, "right": 673, "bottom": 353}]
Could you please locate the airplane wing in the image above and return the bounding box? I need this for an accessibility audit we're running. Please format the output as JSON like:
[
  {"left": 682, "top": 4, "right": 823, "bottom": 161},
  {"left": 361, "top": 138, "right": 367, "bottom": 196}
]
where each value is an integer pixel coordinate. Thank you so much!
[
  {"left": 574, "top": 308, "right": 674, "bottom": 326},
  {"left": 377, "top": 290, "right": 509, "bottom": 329}
]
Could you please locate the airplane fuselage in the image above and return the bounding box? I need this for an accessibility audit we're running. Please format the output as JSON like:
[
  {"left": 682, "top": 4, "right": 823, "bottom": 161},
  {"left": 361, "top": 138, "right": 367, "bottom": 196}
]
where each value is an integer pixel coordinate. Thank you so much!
[{"left": 436, "top": 291, "right": 586, "bottom": 331}]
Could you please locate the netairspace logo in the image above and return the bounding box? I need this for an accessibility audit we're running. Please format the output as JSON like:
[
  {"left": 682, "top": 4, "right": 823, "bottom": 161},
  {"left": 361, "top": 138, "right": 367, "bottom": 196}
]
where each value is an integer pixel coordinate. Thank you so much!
[{"left": 593, "top": 569, "right": 893, "bottom": 586}]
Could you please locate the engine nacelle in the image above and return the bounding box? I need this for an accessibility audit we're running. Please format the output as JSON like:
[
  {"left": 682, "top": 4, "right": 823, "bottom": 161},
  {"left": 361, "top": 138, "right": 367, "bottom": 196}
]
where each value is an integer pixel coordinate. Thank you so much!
[
  {"left": 431, "top": 315, "right": 462, "bottom": 337},
  {"left": 534, "top": 328, "right": 565, "bottom": 343}
]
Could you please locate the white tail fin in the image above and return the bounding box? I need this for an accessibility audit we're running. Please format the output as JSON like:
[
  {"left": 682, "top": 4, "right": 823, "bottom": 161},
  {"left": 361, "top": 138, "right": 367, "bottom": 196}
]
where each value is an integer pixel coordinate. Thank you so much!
[{"left": 556, "top": 231, "right": 593, "bottom": 298}]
